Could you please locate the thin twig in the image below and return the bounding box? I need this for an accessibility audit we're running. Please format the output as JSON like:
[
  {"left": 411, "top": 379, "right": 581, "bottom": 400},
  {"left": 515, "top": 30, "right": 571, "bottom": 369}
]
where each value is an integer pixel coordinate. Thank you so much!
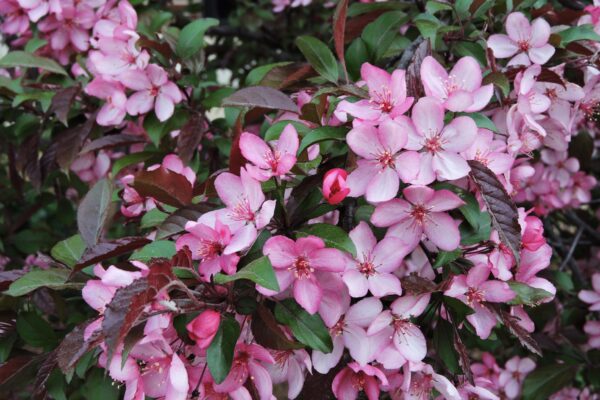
[{"left": 559, "top": 226, "right": 583, "bottom": 272}]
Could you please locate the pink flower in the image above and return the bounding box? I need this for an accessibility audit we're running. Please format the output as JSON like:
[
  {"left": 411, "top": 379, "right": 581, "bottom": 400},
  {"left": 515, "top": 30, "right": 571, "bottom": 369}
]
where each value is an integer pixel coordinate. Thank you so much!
[
  {"left": 139, "top": 353, "right": 189, "bottom": 400},
  {"left": 445, "top": 265, "right": 515, "bottom": 339},
  {"left": 200, "top": 168, "right": 276, "bottom": 236},
  {"left": 579, "top": 273, "right": 600, "bottom": 311},
  {"left": 121, "top": 64, "right": 182, "bottom": 121},
  {"left": 462, "top": 129, "right": 514, "bottom": 175},
  {"left": 487, "top": 12, "right": 555, "bottom": 66},
  {"left": 323, "top": 168, "right": 350, "bottom": 205},
  {"left": 260, "top": 235, "right": 346, "bottom": 314},
  {"left": 186, "top": 310, "right": 221, "bottom": 348},
  {"left": 214, "top": 343, "right": 274, "bottom": 400},
  {"left": 17, "top": 0, "right": 48, "bottom": 22},
  {"left": 540, "top": 150, "right": 580, "bottom": 188},
  {"left": 70, "top": 150, "right": 111, "bottom": 183},
  {"left": 367, "top": 294, "right": 431, "bottom": 364},
  {"left": 0, "top": 1, "right": 30, "bottom": 35},
  {"left": 239, "top": 124, "right": 299, "bottom": 181},
  {"left": 371, "top": 185, "right": 464, "bottom": 252},
  {"left": 498, "top": 356, "right": 535, "bottom": 399},
  {"left": 398, "top": 97, "right": 478, "bottom": 183},
  {"left": 335, "top": 63, "right": 413, "bottom": 122},
  {"left": 342, "top": 221, "right": 405, "bottom": 297},
  {"left": 521, "top": 215, "right": 545, "bottom": 251},
  {"left": 345, "top": 119, "right": 419, "bottom": 202},
  {"left": 332, "top": 362, "right": 388, "bottom": 400},
  {"left": 89, "top": 34, "right": 149, "bottom": 77},
  {"left": 421, "top": 55, "right": 493, "bottom": 112},
  {"left": 266, "top": 348, "right": 311, "bottom": 399},
  {"left": 584, "top": 321, "right": 600, "bottom": 349},
  {"left": 85, "top": 77, "right": 127, "bottom": 126},
  {"left": 516, "top": 243, "right": 556, "bottom": 298}
]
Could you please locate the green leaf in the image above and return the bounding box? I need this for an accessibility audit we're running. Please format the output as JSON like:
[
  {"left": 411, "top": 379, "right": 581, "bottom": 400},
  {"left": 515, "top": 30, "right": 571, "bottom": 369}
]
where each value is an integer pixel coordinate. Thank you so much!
[
  {"left": 214, "top": 256, "right": 280, "bottom": 292},
  {"left": 453, "top": 41, "right": 487, "bottom": 66},
  {"left": 264, "top": 120, "right": 310, "bottom": 141},
  {"left": 414, "top": 13, "right": 441, "bottom": 44},
  {"left": 16, "top": 312, "right": 58, "bottom": 349},
  {"left": 345, "top": 38, "right": 369, "bottom": 81},
  {"left": 245, "top": 62, "right": 292, "bottom": 86},
  {"left": 426, "top": 1, "right": 453, "bottom": 14},
  {"left": 559, "top": 24, "right": 600, "bottom": 45},
  {"left": 0, "top": 51, "right": 68, "bottom": 75},
  {"left": 207, "top": 316, "right": 241, "bottom": 384},
  {"left": 361, "top": 11, "right": 408, "bottom": 61},
  {"left": 433, "top": 250, "right": 462, "bottom": 268},
  {"left": 51, "top": 234, "right": 85, "bottom": 268},
  {"left": 434, "top": 319, "right": 459, "bottom": 373},
  {"left": 13, "top": 91, "right": 54, "bottom": 112},
  {"left": 507, "top": 282, "right": 553, "bottom": 305},
  {"left": 111, "top": 151, "right": 156, "bottom": 175},
  {"left": 522, "top": 364, "right": 578, "bottom": 400},
  {"left": 176, "top": 18, "right": 219, "bottom": 59},
  {"left": 443, "top": 295, "right": 474, "bottom": 324},
  {"left": 275, "top": 299, "right": 333, "bottom": 353},
  {"left": 454, "top": 0, "right": 473, "bottom": 19},
  {"left": 5, "top": 269, "right": 82, "bottom": 297},
  {"left": 457, "top": 112, "right": 498, "bottom": 132},
  {"left": 298, "top": 126, "right": 348, "bottom": 155},
  {"left": 296, "top": 223, "right": 356, "bottom": 256},
  {"left": 296, "top": 36, "right": 339, "bottom": 83},
  {"left": 483, "top": 71, "right": 511, "bottom": 97},
  {"left": 140, "top": 208, "right": 169, "bottom": 229},
  {"left": 24, "top": 38, "right": 47, "bottom": 53},
  {"left": 129, "top": 240, "right": 176, "bottom": 262}
]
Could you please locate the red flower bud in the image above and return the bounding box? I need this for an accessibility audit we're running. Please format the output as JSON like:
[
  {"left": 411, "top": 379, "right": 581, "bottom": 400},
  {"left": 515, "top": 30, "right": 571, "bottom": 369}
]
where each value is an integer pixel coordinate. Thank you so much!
[
  {"left": 323, "top": 168, "right": 350, "bottom": 205},
  {"left": 186, "top": 310, "right": 221, "bottom": 348}
]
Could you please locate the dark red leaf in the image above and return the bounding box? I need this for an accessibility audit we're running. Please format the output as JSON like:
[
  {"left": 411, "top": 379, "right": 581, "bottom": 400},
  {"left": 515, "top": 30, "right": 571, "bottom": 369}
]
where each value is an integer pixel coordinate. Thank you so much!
[
  {"left": 156, "top": 204, "right": 214, "bottom": 240},
  {"left": 487, "top": 304, "right": 541, "bottom": 355},
  {"left": 0, "top": 354, "right": 43, "bottom": 390},
  {"left": 49, "top": 86, "right": 79, "bottom": 126},
  {"left": 251, "top": 305, "right": 304, "bottom": 351},
  {"left": 73, "top": 237, "right": 151, "bottom": 272},
  {"left": 133, "top": 167, "right": 194, "bottom": 208},
  {"left": 80, "top": 133, "right": 146, "bottom": 154},
  {"left": 55, "top": 114, "right": 97, "bottom": 170},
  {"left": 260, "top": 63, "right": 316, "bottom": 90},
  {"left": 77, "top": 178, "right": 113, "bottom": 247},
  {"left": 0, "top": 312, "right": 17, "bottom": 339},
  {"left": 538, "top": 68, "right": 566, "bottom": 88},
  {"left": 405, "top": 39, "right": 431, "bottom": 98},
  {"left": 171, "top": 246, "right": 193, "bottom": 268},
  {"left": 177, "top": 113, "right": 207, "bottom": 163},
  {"left": 333, "top": 0, "right": 350, "bottom": 82},
  {"left": 32, "top": 350, "right": 57, "bottom": 400},
  {"left": 17, "top": 132, "right": 41, "bottom": 188},
  {"left": 138, "top": 37, "right": 173, "bottom": 60},
  {"left": 56, "top": 321, "right": 103, "bottom": 373},
  {"left": 400, "top": 274, "right": 438, "bottom": 295},
  {"left": 566, "top": 41, "right": 594, "bottom": 56},
  {"left": 102, "top": 260, "right": 173, "bottom": 362},
  {"left": 222, "top": 86, "right": 298, "bottom": 113},
  {"left": 468, "top": 160, "right": 521, "bottom": 263}
]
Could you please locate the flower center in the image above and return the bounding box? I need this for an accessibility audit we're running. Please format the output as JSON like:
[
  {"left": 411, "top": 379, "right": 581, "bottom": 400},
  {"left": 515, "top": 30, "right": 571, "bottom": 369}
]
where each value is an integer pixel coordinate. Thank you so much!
[
  {"left": 444, "top": 74, "right": 462, "bottom": 95},
  {"left": 392, "top": 316, "right": 414, "bottom": 334},
  {"left": 273, "top": 350, "right": 292, "bottom": 365},
  {"left": 371, "top": 87, "right": 395, "bottom": 112},
  {"left": 466, "top": 287, "right": 485, "bottom": 305},
  {"left": 377, "top": 150, "right": 395, "bottom": 169},
  {"left": 424, "top": 134, "right": 443, "bottom": 153},
  {"left": 517, "top": 40, "right": 530, "bottom": 51},
  {"left": 264, "top": 149, "right": 281, "bottom": 172},
  {"left": 198, "top": 239, "right": 224, "bottom": 260},
  {"left": 545, "top": 88, "right": 558, "bottom": 100},
  {"left": 231, "top": 197, "right": 255, "bottom": 222},
  {"left": 410, "top": 204, "right": 429, "bottom": 223},
  {"left": 150, "top": 86, "right": 159, "bottom": 97},
  {"left": 474, "top": 149, "right": 489, "bottom": 165},
  {"left": 351, "top": 372, "right": 368, "bottom": 391},
  {"left": 331, "top": 318, "right": 345, "bottom": 336},
  {"left": 358, "top": 261, "right": 377, "bottom": 276},
  {"left": 290, "top": 256, "right": 314, "bottom": 279}
]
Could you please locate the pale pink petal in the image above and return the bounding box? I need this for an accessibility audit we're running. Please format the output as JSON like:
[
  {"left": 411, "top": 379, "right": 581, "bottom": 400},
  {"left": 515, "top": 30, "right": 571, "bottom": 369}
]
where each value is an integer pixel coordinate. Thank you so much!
[
  {"left": 367, "top": 310, "right": 393, "bottom": 336},
  {"left": 390, "top": 69, "right": 408, "bottom": 104},
  {"left": 529, "top": 17, "right": 551, "bottom": 47},
  {"left": 412, "top": 97, "right": 445, "bottom": 135},
  {"left": 126, "top": 91, "right": 154, "bottom": 116},
  {"left": 441, "top": 116, "right": 478, "bottom": 152},
  {"left": 393, "top": 324, "right": 426, "bottom": 362},
  {"left": 347, "top": 160, "right": 379, "bottom": 198},
  {"left": 467, "top": 304, "right": 497, "bottom": 339},
  {"left": 445, "top": 90, "right": 474, "bottom": 112},
  {"left": 528, "top": 44, "right": 555, "bottom": 65},
  {"left": 310, "top": 248, "right": 346, "bottom": 272},
  {"left": 224, "top": 225, "right": 257, "bottom": 255},
  {"left": 370, "top": 198, "right": 411, "bottom": 227},
  {"left": 451, "top": 56, "right": 482, "bottom": 91},
  {"left": 365, "top": 167, "right": 399, "bottom": 203},
  {"left": 155, "top": 93, "right": 175, "bottom": 122},
  {"left": 294, "top": 277, "right": 322, "bottom": 314},
  {"left": 466, "top": 264, "right": 491, "bottom": 287},
  {"left": 277, "top": 124, "right": 299, "bottom": 155},
  {"left": 346, "top": 124, "right": 382, "bottom": 159},
  {"left": 378, "top": 119, "right": 407, "bottom": 154},
  {"left": 248, "top": 362, "right": 273, "bottom": 400},
  {"left": 369, "top": 273, "right": 402, "bottom": 297},
  {"left": 444, "top": 275, "right": 468, "bottom": 298},
  {"left": 421, "top": 56, "right": 449, "bottom": 100},
  {"left": 263, "top": 236, "right": 296, "bottom": 268},
  {"left": 346, "top": 297, "right": 383, "bottom": 327},
  {"left": 506, "top": 12, "right": 531, "bottom": 42},
  {"left": 432, "top": 151, "right": 471, "bottom": 181},
  {"left": 344, "top": 325, "right": 374, "bottom": 365},
  {"left": 427, "top": 189, "right": 464, "bottom": 211},
  {"left": 423, "top": 212, "right": 460, "bottom": 251},
  {"left": 343, "top": 269, "right": 369, "bottom": 298},
  {"left": 361, "top": 63, "right": 392, "bottom": 100},
  {"left": 372, "top": 237, "right": 408, "bottom": 272},
  {"left": 480, "top": 281, "right": 515, "bottom": 302},
  {"left": 119, "top": 69, "right": 152, "bottom": 91},
  {"left": 487, "top": 34, "right": 519, "bottom": 58},
  {"left": 313, "top": 335, "right": 344, "bottom": 374},
  {"left": 349, "top": 222, "right": 376, "bottom": 261},
  {"left": 239, "top": 133, "right": 272, "bottom": 169},
  {"left": 466, "top": 84, "right": 494, "bottom": 112},
  {"left": 403, "top": 185, "right": 435, "bottom": 204},
  {"left": 394, "top": 150, "right": 421, "bottom": 183},
  {"left": 393, "top": 116, "right": 421, "bottom": 150},
  {"left": 214, "top": 172, "right": 244, "bottom": 209}
]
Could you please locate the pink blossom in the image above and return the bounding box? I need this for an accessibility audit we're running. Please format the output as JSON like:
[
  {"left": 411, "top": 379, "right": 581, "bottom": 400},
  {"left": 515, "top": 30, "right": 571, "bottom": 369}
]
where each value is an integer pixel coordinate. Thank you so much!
[
  {"left": 471, "top": 352, "right": 502, "bottom": 391},
  {"left": 186, "top": 310, "right": 221, "bottom": 348},
  {"left": 521, "top": 215, "right": 546, "bottom": 251},
  {"left": 445, "top": 265, "right": 515, "bottom": 339},
  {"left": 398, "top": 97, "right": 477, "bottom": 183},
  {"left": 85, "top": 77, "right": 127, "bottom": 126},
  {"left": 214, "top": 343, "right": 274, "bottom": 400},
  {"left": 266, "top": 348, "right": 311, "bottom": 399},
  {"left": 516, "top": 243, "right": 556, "bottom": 298},
  {"left": 260, "top": 235, "right": 346, "bottom": 314},
  {"left": 540, "top": 150, "right": 580, "bottom": 188},
  {"left": 335, "top": 63, "right": 413, "bottom": 122},
  {"left": 345, "top": 119, "right": 419, "bottom": 202},
  {"left": 584, "top": 320, "right": 600, "bottom": 349},
  {"left": 462, "top": 128, "right": 514, "bottom": 175},
  {"left": 487, "top": 12, "right": 555, "bottom": 66},
  {"left": 323, "top": 168, "right": 350, "bottom": 205},
  {"left": 332, "top": 362, "right": 388, "bottom": 400},
  {"left": 17, "top": 0, "right": 48, "bottom": 22},
  {"left": 371, "top": 185, "right": 464, "bottom": 252},
  {"left": 176, "top": 218, "right": 249, "bottom": 280},
  {"left": 579, "top": 273, "right": 600, "bottom": 311},
  {"left": 139, "top": 353, "right": 189, "bottom": 400},
  {"left": 38, "top": 2, "right": 97, "bottom": 52},
  {"left": 0, "top": 1, "right": 30, "bottom": 34},
  {"left": 70, "top": 150, "right": 111, "bottom": 183},
  {"left": 421, "top": 55, "right": 493, "bottom": 112},
  {"left": 367, "top": 294, "right": 430, "bottom": 364},
  {"left": 498, "top": 356, "right": 535, "bottom": 399},
  {"left": 343, "top": 221, "right": 405, "bottom": 297},
  {"left": 404, "top": 364, "right": 461, "bottom": 400},
  {"left": 121, "top": 64, "right": 182, "bottom": 122},
  {"left": 239, "top": 124, "right": 299, "bottom": 181},
  {"left": 89, "top": 34, "right": 149, "bottom": 77}
]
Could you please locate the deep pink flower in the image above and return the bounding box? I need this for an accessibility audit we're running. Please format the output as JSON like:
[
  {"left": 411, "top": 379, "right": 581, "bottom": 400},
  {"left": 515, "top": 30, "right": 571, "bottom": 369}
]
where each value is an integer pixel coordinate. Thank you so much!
[
  {"left": 186, "top": 310, "right": 221, "bottom": 348},
  {"left": 397, "top": 97, "right": 478, "bottom": 183},
  {"left": 516, "top": 243, "right": 556, "bottom": 298},
  {"left": 343, "top": 221, "right": 405, "bottom": 297},
  {"left": 0, "top": 1, "right": 30, "bottom": 34},
  {"left": 85, "top": 77, "right": 127, "bottom": 126},
  {"left": 332, "top": 362, "right": 388, "bottom": 400},
  {"left": 120, "top": 64, "right": 182, "bottom": 121},
  {"left": 421, "top": 55, "right": 493, "bottom": 112},
  {"left": 371, "top": 185, "right": 464, "bottom": 252},
  {"left": 323, "top": 168, "right": 350, "bottom": 205},
  {"left": 346, "top": 119, "right": 419, "bottom": 202},
  {"left": 239, "top": 124, "right": 299, "bottom": 181},
  {"left": 17, "top": 0, "right": 48, "bottom": 22},
  {"left": 260, "top": 235, "right": 346, "bottom": 314},
  {"left": 335, "top": 63, "right": 413, "bottom": 122},
  {"left": 487, "top": 12, "right": 555, "bottom": 66},
  {"left": 445, "top": 265, "right": 515, "bottom": 339}
]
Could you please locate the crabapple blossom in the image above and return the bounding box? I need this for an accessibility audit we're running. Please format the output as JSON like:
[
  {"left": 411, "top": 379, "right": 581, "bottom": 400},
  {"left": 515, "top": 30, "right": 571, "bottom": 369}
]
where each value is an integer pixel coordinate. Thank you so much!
[
  {"left": 84, "top": 78, "right": 127, "bottom": 126},
  {"left": 322, "top": 168, "right": 350, "bottom": 205},
  {"left": 579, "top": 273, "right": 600, "bottom": 311},
  {"left": 186, "top": 310, "right": 221, "bottom": 348},
  {"left": 239, "top": 124, "right": 299, "bottom": 181},
  {"left": 498, "top": 356, "right": 536, "bottom": 399},
  {"left": 259, "top": 235, "right": 346, "bottom": 313},
  {"left": 332, "top": 362, "right": 388, "bottom": 400},
  {"left": 371, "top": 185, "right": 464, "bottom": 252},
  {"left": 345, "top": 118, "right": 419, "bottom": 202},
  {"left": 335, "top": 63, "right": 413, "bottom": 122},
  {"left": 487, "top": 12, "right": 555, "bottom": 66},
  {"left": 266, "top": 348, "right": 312, "bottom": 399},
  {"left": 420, "top": 55, "right": 493, "bottom": 112},
  {"left": 584, "top": 321, "right": 600, "bottom": 349}
]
